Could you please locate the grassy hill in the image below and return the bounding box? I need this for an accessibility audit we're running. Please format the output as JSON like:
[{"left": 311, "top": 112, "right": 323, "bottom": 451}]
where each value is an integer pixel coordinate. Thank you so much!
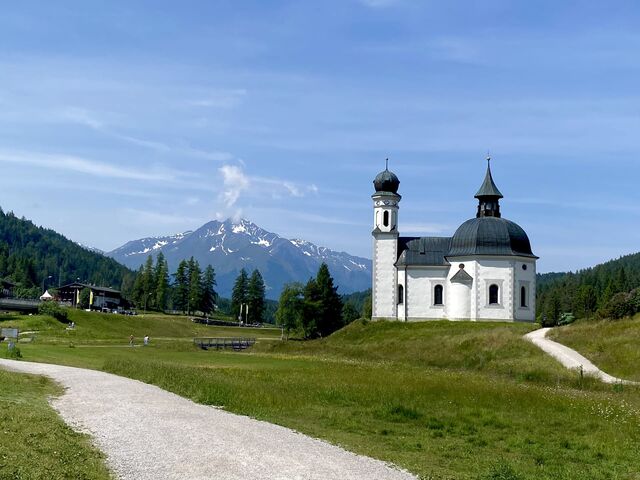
[
  {"left": 549, "top": 314, "right": 640, "bottom": 382},
  {"left": 2, "top": 312, "right": 640, "bottom": 479}
]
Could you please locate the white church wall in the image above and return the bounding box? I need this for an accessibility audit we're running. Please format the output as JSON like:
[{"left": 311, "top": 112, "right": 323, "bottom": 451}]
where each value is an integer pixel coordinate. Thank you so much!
[
  {"left": 372, "top": 234, "right": 398, "bottom": 319},
  {"left": 405, "top": 267, "right": 448, "bottom": 320},
  {"left": 473, "top": 258, "right": 515, "bottom": 321},
  {"left": 514, "top": 259, "right": 536, "bottom": 322}
]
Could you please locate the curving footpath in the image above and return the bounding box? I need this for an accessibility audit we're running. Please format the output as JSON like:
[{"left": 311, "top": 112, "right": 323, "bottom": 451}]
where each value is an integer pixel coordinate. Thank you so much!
[
  {"left": 524, "top": 328, "right": 637, "bottom": 385},
  {"left": 0, "top": 359, "right": 416, "bottom": 480}
]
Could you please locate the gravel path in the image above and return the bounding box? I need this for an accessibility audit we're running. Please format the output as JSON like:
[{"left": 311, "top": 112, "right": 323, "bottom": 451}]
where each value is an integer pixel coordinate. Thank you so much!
[
  {"left": 0, "top": 359, "right": 416, "bottom": 480},
  {"left": 524, "top": 328, "right": 637, "bottom": 385}
]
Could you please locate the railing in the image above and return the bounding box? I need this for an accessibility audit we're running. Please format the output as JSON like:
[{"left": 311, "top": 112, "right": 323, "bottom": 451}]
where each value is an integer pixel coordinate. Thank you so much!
[
  {"left": 0, "top": 298, "right": 41, "bottom": 312},
  {"left": 193, "top": 337, "right": 256, "bottom": 351}
]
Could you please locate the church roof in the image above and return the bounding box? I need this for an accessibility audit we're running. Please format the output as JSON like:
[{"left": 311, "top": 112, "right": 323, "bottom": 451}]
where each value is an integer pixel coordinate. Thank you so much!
[
  {"left": 396, "top": 237, "right": 452, "bottom": 267},
  {"left": 448, "top": 216, "right": 536, "bottom": 258},
  {"left": 474, "top": 161, "right": 503, "bottom": 199}
]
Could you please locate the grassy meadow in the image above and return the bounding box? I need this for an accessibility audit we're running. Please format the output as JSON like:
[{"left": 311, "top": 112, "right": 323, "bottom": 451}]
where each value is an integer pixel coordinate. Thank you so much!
[
  {"left": 549, "top": 314, "right": 640, "bottom": 382},
  {"left": 1, "top": 310, "right": 640, "bottom": 479}
]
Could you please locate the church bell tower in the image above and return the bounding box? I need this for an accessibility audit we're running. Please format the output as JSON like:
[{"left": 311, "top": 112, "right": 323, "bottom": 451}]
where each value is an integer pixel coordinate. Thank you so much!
[{"left": 372, "top": 160, "right": 401, "bottom": 319}]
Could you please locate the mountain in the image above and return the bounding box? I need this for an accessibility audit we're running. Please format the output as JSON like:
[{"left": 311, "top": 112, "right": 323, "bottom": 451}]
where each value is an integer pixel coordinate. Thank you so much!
[
  {"left": 0, "top": 208, "right": 136, "bottom": 298},
  {"left": 107, "top": 219, "right": 372, "bottom": 299}
]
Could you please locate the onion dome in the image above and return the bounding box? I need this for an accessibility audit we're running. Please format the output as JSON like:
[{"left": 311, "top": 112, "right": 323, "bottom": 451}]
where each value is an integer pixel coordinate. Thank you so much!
[
  {"left": 373, "top": 159, "right": 400, "bottom": 194},
  {"left": 448, "top": 216, "right": 536, "bottom": 258}
]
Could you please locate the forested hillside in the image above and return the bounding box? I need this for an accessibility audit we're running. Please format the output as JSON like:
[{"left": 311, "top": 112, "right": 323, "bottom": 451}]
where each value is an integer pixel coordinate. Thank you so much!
[
  {"left": 0, "top": 208, "right": 136, "bottom": 298},
  {"left": 537, "top": 252, "right": 640, "bottom": 323}
]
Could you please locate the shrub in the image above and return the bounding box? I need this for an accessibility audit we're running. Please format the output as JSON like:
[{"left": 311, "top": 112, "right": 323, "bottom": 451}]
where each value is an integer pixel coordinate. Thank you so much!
[{"left": 38, "top": 302, "right": 69, "bottom": 322}]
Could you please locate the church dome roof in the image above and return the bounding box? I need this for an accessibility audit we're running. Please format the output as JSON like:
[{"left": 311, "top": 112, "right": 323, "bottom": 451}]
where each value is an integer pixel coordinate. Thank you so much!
[
  {"left": 373, "top": 167, "right": 400, "bottom": 194},
  {"left": 448, "top": 216, "right": 536, "bottom": 258}
]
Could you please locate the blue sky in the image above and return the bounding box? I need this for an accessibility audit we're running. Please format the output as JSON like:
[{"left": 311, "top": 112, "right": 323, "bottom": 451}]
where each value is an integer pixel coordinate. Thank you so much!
[{"left": 1, "top": 0, "right": 640, "bottom": 273}]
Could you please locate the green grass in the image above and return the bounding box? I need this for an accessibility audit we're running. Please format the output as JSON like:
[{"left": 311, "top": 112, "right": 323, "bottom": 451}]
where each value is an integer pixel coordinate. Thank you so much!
[
  {"left": 0, "top": 368, "right": 112, "bottom": 479},
  {"left": 549, "top": 314, "right": 640, "bottom": 382},
  {"left": 3, "top": 312, "right": 640, "bottom": 479}
]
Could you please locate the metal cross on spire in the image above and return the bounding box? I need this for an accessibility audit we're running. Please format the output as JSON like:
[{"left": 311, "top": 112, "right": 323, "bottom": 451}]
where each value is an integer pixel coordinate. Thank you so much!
[{"left": 385, "top": 158, "right": 389, "bottom": 170}]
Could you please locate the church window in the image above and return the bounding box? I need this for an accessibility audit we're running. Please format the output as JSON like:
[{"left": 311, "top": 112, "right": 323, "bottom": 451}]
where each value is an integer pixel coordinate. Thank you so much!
[
  {"left": 520, "top": 286, "right": 527, "bottom": 307},
  {"left": 383, "top": 211, "right": 389, "bottom": 227},
  {"left": 434, "top": 284, "right": 444, "bottom": 305},
  {"left": 398, "top": 284, "right": 404, "bottom": 304},
  {"left": 522, "top": 264, "right": 528, "bottom": 271},
  {"left": 489, "top": 284, "right": 499, "bottom": 305}
]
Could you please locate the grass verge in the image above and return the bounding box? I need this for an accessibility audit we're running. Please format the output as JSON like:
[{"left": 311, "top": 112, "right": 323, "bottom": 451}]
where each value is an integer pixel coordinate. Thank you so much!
[{"left": 0, "top": 367, "right": 112, "bottom": 479}]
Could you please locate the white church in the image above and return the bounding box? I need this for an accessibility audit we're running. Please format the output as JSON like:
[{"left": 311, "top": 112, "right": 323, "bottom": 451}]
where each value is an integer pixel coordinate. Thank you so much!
[{"left": 372, "top": 159, "right": 537, "bottom": 322}]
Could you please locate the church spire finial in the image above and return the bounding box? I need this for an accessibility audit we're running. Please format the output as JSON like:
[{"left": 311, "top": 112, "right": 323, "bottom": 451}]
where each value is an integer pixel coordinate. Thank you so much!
[{"left": 385, "top": 158, "right": 389, "bottom": 170}]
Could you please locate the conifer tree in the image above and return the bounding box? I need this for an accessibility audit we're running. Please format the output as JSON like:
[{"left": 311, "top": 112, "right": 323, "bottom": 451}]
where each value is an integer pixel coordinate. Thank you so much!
[
  {"left": 275, "top": 283, "right": 304, "bottom": 336},
  {"left": 201, "top": 265, "right": 218, "bottom": 315},
  {"left": 314, "top": 263, "right": 344, "bottom": 337},
  {"left": 154, "top": 252, "right": 170, "bottom": 311},
  {"left": 173, "top": 260, "right": 189, "bottom": 313},
  {"left": 247, "top": 269, "right": 266, "bottom": 324},
  {"left": 187, "top": 257, "right": 202, "bottom": 315},
  {"left": 231, "top": 268, "right": 249, "bottom": 321},
  {"left": 141, "top": 255, "right": 155, "bottom": 310}
]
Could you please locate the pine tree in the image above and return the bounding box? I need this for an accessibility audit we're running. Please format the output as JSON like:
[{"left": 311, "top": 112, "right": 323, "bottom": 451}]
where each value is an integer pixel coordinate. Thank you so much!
[
  {"left": 154, "top": 252, "right": 170, "bottom": 311},
  {"left": 275, "top": 283, "right": 304, "bottom": 336},
  {"left": 314, "top": 263, "right": 344, "bottom": 337},
  {"left": 201, "top": 265, "right": 218, "bottom": 315},
  {"left": 187, "top": 257, "right": 203, "bottom": 315},
  {"left": 141, "top": 255, "right": 155, "bottom": 310},
  {"left": 247, "top": 269, "right": 266, "bottom": 324},
  {"left": 231, "top": 268, "right": 249, "bottom": 321},
  {"left": 173, "top": 260, "right": 189, "bottom": 313}
]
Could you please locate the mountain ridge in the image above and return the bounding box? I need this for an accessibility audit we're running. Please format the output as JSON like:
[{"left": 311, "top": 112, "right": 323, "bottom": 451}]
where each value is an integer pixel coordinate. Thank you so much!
[{"left": 107, "top": 218, "right": 372, "bottom": 299}]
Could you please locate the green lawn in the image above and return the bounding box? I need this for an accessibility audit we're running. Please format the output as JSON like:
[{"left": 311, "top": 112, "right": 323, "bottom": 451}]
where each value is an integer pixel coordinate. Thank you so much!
[
  {"left": 0, "top": 368, "right": 112, "bottom": 480},
  {"left": 549, "top": 314, "right": 640, "bottom": 382},
  {"left": 2, "top": 312, "right": 640, "bottom": 479}
]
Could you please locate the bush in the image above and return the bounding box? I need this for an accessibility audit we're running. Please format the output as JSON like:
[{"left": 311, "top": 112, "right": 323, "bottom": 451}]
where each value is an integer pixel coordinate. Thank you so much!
[{"left": 38, "top": 302, "right": 69, "bottom": 322}]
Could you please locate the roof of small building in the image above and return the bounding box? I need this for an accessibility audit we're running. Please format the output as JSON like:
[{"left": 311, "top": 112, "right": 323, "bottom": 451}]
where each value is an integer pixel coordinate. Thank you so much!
[
  {"left": 59, "top": 282, "right": 121, "bottom": 295},
  {"left": 396, "top": 237, "right": 452, "bottom": 267},
  {"left": 448, "top": 216, "right": 536, "bottom": 258},
  {"left": 451, "top": 267, "right": 473, "bottom": 283}
]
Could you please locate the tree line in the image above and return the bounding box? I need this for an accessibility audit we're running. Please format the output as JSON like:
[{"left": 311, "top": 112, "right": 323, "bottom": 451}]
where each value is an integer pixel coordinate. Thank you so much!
[
  {"left": 131, "top": 253, "right": 218, "bottom": 316},
  {"left": 276, "top": 263, "right": 360, "bottom": 338},
  {"left": 537, "top": 251, "right": 640, "bottom": 324}
]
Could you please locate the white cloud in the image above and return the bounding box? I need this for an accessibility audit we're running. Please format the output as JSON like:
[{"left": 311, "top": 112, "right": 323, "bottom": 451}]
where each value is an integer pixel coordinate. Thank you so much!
[
  {"left": 218, "top": 164, "right": 250, "bottom": 209},
  {"left": 184, "top": 89, "right": 248, "bottom": 109},
  {"left": 401, "top": 223, "right": 451, "bottom": 234},
  {"left": 0, "top": 149, "right": 179, "bottom": 182}
]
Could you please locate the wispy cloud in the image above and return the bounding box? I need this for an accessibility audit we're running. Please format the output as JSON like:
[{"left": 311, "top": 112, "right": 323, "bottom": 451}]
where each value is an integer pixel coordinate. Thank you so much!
[
  {"left": 183, "top": 89, "right": 248, "bottom": 109},
  {"left": 0, "top": 149, "right": 181, "bottom": 182},
  {"left": 60, "top": 107, "right": 233, "bottom": 161},
  {"left": 401, "top": 223, "right": 452, "bottom": 235}
]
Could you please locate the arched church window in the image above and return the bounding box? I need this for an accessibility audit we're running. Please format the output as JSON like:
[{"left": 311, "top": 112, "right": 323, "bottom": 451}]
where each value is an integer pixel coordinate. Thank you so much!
[
  {"left": 398, "top": 284, "right": 404, "bottom": 304},
  {"left": 489, "top": 284, "right": 499, "bottom": 305},
  {"left": 383, "top": 211, "right": 389, "bottom": 227},
  {"left": 434, "top": 284, "right": 443, "bottom": 305},
  {"left": 520, "top": 286, "right": 527, "bottom": 307}
]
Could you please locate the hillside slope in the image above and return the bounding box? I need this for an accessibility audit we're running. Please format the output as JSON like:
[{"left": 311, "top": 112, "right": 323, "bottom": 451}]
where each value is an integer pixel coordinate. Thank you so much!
[{"left": 0, "top": 208, "right": 135, "bottom": 297}]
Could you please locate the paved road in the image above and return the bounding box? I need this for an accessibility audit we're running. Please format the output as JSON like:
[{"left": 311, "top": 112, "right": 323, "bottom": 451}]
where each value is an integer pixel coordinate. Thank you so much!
[
  {"left": 0, "top": 359, "right": 416, "bottom": 480},
  {"left": 524, "top": 328, "right": 637, "bottom": 385}
]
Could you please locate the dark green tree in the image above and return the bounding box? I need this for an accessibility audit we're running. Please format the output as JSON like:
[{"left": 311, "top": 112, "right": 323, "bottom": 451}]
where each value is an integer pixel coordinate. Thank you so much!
[
  {"left": 187, "top": 257, "right": 202, "bottom": 315},
  {"left": 231, "top": 268, "right": 249, "bottom": 321},
  {"left": 247, "top": 269, "right": 266, "bottom": 324},
  {"left": 201, "top": 265, "right": 218, "bottom": 315},
  {"left": 173, "top": 260, "right": 189, "bottom": 313},
  {"left": 141, "top": 255, "right": 156, "bottom": 310},
  {"left": 275, "top": 283, "right": 304, "bottom": 336},
  {"left": 314, "top": 263, "right": 344, "bottom": 337},
  {"left": 342, "top": 302, "right": 360, "bottom": 324},
  {"left": 154, "top": 252, "right": 170, "bottom": 311},
  {"left": 79, "top": 287, "right": 91, "bottom": 309}
]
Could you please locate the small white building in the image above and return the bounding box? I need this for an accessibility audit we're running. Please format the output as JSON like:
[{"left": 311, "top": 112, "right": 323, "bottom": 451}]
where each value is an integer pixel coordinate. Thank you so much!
[{"left": 372, "top": 159, "right": 537, "bottom": 322}]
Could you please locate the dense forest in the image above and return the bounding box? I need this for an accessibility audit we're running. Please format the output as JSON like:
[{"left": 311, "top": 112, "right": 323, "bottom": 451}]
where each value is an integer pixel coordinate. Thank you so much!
[
  {"left": 537, "top": 252, "right": 640, "bottom": 324},
  {"left": 0, "top": 208, "right": 136, "bottom": 298}
]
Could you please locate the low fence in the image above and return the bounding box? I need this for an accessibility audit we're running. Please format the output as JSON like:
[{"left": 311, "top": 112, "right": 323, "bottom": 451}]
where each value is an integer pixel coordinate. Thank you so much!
[{"left": 193, "top": 337, "right": 256, "bottom": 351}]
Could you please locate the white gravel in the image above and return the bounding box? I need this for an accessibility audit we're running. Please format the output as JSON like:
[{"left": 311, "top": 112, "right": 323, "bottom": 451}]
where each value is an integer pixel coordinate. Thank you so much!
[
  {"left": 0, "top": 359, "right": 417, "bottom": 480},
  {"left": 524, "top": 327, "right": 637, "bottom": 385}
]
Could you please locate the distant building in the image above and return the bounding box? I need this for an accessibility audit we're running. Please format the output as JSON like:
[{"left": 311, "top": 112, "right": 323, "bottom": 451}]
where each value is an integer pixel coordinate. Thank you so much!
[
  {"left": 58, "top": 282, "right": 123, "bottom": 310},
  {"left": 371, "top": 159, "right": 537, "bottom": 322},
  {"left": 1, "top": 279, "right": 16, "bottom": 298}
]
